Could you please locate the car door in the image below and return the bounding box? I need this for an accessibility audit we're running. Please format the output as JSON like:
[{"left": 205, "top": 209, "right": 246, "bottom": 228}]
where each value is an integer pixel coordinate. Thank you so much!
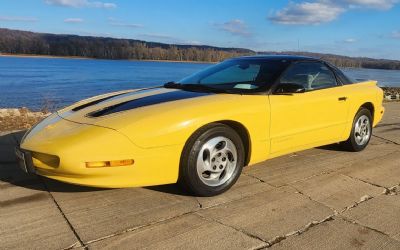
[{"left": 269, "top": 61, "right": 350, "bottom": 155}]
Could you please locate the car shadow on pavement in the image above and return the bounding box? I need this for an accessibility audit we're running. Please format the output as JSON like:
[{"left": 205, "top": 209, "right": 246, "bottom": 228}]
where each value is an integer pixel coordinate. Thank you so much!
[
  {"left": 144, "top": 184, "right": 193, "bottom": 196},
  {"left": 0, "top": 131, "right": 192, "bottom": 196},
  {"left": 316, "top": 143, "right": 349, "bottom": 152}
]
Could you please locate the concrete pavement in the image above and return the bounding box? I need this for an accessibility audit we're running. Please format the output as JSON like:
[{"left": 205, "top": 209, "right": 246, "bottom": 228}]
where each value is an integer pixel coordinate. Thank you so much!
[{"left": 1, "top": 102, "right": 399, "bottom": 249}]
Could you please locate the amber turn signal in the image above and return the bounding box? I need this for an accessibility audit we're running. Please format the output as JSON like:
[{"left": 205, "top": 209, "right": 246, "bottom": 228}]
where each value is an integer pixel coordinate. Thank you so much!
[{"left": 86, "top": 159, "right": 134, "bottom": 168}]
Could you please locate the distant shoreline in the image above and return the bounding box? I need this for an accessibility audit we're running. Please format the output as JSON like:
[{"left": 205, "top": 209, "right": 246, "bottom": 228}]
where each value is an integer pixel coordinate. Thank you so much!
[
  {"left": 1, "top": 53, "right": 400, "bottom": 70},
  {"left": 0, "top": 53, "right": 215, "bottom": 64}
]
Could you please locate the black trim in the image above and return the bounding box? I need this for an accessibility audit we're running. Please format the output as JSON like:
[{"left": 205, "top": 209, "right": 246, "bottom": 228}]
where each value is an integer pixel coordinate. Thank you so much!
[
  {"left": 88, "top": 90, "right": 212, "bottom": 117},
  {"left": 72, "top": 93, "right": 126, "bottom": 112}
]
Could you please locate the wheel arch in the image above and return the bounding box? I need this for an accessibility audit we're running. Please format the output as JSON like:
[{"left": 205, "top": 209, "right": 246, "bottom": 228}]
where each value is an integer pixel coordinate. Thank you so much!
[
  {"left": 181, "top": 120, "right": 252, "bottom": 168},
  {"left": 217, "top": 120, "right": 252, "bottom": 166},
  {"left": 360, "top": 102, "right": 375, "bottom": 123}
]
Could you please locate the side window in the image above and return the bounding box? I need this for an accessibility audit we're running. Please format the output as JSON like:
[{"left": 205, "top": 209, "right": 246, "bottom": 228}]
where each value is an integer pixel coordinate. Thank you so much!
[
  {"left": 333, "top": 67, "right": 355, "bottom": 85},
  {"left": 279, "top": 62, "right": 337, "bottom": 90},
  {"left": 200, "top": 63, "right": 260, "bottom": 84}
]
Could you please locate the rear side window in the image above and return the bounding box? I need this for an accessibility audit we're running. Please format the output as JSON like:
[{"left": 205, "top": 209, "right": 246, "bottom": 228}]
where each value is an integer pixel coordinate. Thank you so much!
[
  {"left": 279, "top": 62, "right": 338, "bottom": 90},
  {"left": 332, "top": 67, "right": 355, "bottom": 85}
]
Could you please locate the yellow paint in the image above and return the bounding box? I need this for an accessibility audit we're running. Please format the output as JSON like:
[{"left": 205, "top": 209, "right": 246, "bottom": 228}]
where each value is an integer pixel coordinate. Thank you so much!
[{"left": 20, "top": 81, "right": 384, "bottom": 188}]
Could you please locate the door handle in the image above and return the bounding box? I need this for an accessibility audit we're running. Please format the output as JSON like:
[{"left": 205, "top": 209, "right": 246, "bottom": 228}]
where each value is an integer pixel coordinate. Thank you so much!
[{"left": 338, "top": 97, "right": 347, "bottom": 101}]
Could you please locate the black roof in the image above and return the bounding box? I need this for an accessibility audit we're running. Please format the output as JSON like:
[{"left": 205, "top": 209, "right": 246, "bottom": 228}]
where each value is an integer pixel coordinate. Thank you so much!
[{"left": 232, "top": 55, "right": 322, "bottom": 62}]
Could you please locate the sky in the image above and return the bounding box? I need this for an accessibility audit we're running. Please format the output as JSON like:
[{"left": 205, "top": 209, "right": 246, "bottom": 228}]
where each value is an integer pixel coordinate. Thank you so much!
[{"left": 0, "top": 0, "right": 400, "bottom": 59}]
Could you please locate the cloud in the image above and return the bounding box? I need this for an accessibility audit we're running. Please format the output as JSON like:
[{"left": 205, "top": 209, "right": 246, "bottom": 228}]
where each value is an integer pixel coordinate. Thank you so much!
[
  {"left": 110, "top": 22, "right": 143, "bottom": 28},
  {"left": 339, "top": 0, "right": 398, "bottom": 10},
  {"left": 391, "top": 31, "right": 400, "bottom": 39},
  {"left": 213, "top": 19, "right": 252, "bottom": 37},
  {"left": 344, "top": 38, "right": 357, "bottom": 43},
  {"left": 44, "top": 0, "right": 116, "bottom": 9},
  {"left": 184, "top": 40, "right": 202, "bottom": 45},
  {"left": 139, "top": 33, "right": 175, "bottom": 40},
  {"left": 138, "top": 33, "right": 202, "bottom": 45},
  {"left": 76, "top": 30, "right": 113, "bottom": 37},
  {"left": 269, "top": 2, "right": 344, "bottom": 25},
  {"left": 64, "top": 18, "right": 84, "bottom": 23},
  {"left": 107, "top": 17, "right": 143, "bottom": 28},
  {"left": 0, "top": 16, "right": 38, "bottom": 22},
  {"left": 269, "top": 0, "right": 398, "bottom": 25}
]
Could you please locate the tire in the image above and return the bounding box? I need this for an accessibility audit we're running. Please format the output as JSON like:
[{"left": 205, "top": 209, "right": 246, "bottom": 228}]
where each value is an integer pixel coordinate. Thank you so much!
[
  {"left": 341, "top": 108, "right": 372, "bottom": 152},
  {"left": 179, "top": 123, "right": 245, "bottom": 197}
]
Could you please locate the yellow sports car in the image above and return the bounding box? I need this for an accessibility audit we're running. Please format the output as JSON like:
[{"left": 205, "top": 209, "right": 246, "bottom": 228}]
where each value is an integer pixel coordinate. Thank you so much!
[{"left": 16, "top": 55, "right": 384, "bottom": 196}]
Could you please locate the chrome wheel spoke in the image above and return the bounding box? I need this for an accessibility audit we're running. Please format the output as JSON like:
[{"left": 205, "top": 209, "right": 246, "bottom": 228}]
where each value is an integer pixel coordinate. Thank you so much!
[
  {"left": 354, "top": 115, "right": 371, "bottom": 146},
  {"left": 196, "top": 136, "right": 238, "bottom": 187}
]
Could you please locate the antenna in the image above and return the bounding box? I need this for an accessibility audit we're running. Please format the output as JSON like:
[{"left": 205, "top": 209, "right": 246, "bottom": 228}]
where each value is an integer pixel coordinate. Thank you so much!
[{"left": 297, "top": 39, "right": 300, "bottom": 52}]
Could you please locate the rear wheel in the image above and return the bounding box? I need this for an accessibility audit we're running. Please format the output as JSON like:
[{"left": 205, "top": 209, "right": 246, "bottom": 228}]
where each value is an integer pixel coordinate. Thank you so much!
[
  {"left": 341, "top": 108, "right": 372, "bottom": 152},
  {"left": 179, "top": 123, "right": 244, "bottom": 196}
]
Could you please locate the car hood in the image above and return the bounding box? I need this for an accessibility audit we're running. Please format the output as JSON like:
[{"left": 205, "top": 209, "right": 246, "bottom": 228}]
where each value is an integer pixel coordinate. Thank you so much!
[
  {"left": 54, "top": 87, "right": 268, "bottom": 148},
  {"left": 57, "top": 87, "right": 236, "bottom": 128}
]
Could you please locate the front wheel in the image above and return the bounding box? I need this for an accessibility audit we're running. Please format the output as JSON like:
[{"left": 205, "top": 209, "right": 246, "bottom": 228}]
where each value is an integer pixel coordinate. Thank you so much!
[
  {"left": 341, "top": 108, "right": 372, "bottom": 152},
  {"left": 179, "top": 123, "right": 245, "bottom": 196}
]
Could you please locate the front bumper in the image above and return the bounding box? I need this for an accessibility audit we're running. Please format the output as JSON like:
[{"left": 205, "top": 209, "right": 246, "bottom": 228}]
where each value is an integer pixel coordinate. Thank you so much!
[{"left": 18, "top": 114, "right": 183, "bottom": 188}]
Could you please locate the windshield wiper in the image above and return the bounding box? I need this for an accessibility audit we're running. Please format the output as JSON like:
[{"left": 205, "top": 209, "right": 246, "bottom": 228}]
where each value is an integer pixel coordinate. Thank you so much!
[
  {"left": 164, "top": 82, "right": 237, "bottom": 94},
  {"left": 183, "top": 84, "right": 240, "bottom": 94},
  {"left": 164, "top": 81, "right": 182, "bottom": 89}
]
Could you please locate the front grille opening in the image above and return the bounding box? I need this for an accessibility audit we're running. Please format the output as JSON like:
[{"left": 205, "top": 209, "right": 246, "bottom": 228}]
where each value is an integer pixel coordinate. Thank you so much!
[{"left": 32, "top": 152, "right": 60, "bottom": 168}]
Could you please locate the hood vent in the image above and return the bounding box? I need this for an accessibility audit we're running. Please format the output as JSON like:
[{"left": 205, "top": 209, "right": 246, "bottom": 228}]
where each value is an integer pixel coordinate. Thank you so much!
[
  {"left": 72, "top": 93, "right": 125, "bottom": 112},
  {"left": 88, "top": 90, "right": 211, "bottom": 117}
]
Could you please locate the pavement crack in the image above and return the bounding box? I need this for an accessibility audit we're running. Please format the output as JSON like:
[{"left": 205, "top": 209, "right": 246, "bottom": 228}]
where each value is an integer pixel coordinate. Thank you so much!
[
  {"left": 264, "top": 215, "right": 335, "bottom": 248},
  {"left": 197, "top": 205, "right": 336, "bottom": 249},
  {"left": 338, "top": 195, "right": 373, "bottom": 214},
  {"left": 288, "top": 184, "right": 338, "bottom": 214},
  {"left": 195, "top": 197, "right": 203, "bottom": 208},
  {"left": 386, "top": 185, "right": 399, "bottom": 195},
  {"left": 372, "top": 135, "right": 400, "bottom": 145},
  {"left": 342, "top": 174, "right": 390, "bottom": 194},
  {"left": 196, "top": 213, "right": 270, "bottom": 247},
  {"left": 340, "top": 216, "right": 394, "bottom": 239},
  {"left": 85, "top": 189, "right": 280, "bottom": 247},
  {"left": 40, "top": 177, "right": 86, "bottom": 249},
  {"left": 62, "top": 241, "right": 83, "bottom": 250},
  {"left": 85, "top": 210, "right": 197, "bottom": 245},
  {"left": 242, "top": 172, "right": 266, "bottom": 183},
  {"left": 287, "top": 170, "right": 336, "bottom": 186}
]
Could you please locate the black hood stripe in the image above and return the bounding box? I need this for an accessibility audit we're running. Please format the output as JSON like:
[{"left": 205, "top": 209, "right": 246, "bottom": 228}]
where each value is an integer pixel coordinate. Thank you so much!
[
  {"left": 72, "top": 87, "right": 161, "bottom": 112},
  {"left": 88, "top": 89, "right": 212, "bottom": 117},
  {"left": 72, "top": 93, "right": 125, "bottom": 112}
]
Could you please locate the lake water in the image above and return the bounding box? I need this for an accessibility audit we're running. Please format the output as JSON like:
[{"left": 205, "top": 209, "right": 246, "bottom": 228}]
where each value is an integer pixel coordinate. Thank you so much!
[{"left": 1, "top": 56, "right": 399, "bottom": 111}]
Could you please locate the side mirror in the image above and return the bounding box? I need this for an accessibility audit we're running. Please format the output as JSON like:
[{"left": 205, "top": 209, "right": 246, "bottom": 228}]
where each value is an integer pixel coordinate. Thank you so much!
[{"left": 274, "top": 83, "right": 306, "bottom": 94}]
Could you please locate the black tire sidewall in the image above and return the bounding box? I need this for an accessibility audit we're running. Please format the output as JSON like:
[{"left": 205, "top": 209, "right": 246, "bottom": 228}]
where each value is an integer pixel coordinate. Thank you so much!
[
  {"left": 348, "top": 108, "right": 372, "bottom": 151},
  {"left": 180, "top": 124, "right": 245, "bottom": 196}
]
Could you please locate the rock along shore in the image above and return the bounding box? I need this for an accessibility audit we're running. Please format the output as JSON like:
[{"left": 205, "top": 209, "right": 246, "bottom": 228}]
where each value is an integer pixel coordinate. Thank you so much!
[
  {"left": 0, "top": 108, "right": 49, "bottom": 132},
  {"left": 382, "top": 87, "right": 400, "bottom": 100}
]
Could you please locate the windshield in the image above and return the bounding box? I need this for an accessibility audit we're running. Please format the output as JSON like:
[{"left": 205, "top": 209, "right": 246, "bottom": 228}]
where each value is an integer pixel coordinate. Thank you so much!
[{"left": 175, "top": 59, "right": 290, "bottom": 93}]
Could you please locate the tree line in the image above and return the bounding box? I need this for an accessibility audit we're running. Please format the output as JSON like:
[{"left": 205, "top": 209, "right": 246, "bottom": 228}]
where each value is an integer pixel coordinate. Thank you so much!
[
  {"left": 1, "top": 28, "right": 400, "bottom": 70},
  {"left": 0, "top": 28, "right": 252, "bottom": 62}
]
